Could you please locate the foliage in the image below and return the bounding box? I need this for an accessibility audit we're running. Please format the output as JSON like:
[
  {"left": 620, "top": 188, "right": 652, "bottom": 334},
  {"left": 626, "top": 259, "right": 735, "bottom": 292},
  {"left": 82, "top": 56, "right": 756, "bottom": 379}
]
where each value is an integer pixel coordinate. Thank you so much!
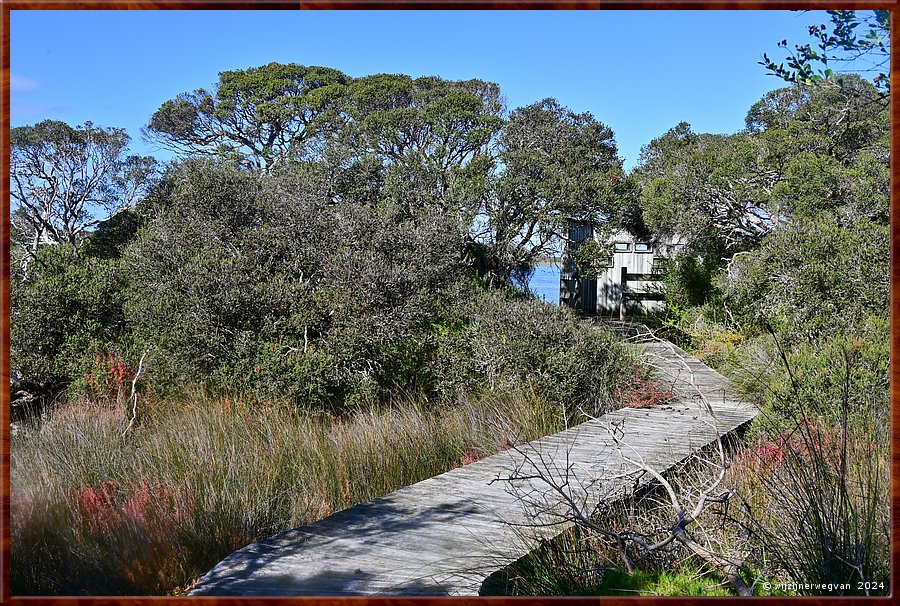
[
  {"left": 428, "top": 288, "right": 632, "bottom": 419},
  {"left": 761, "top": 10, "right": 889, "bottom": 91},
  {"left": 746, "top": 76, "right": 888, "bottom": 166},
  {"left": 633, "top": 65, "right": 890, "bottom": 594},
  {"left": 11, "top": 51, "right": 893, "bottom": 596},
  {"left": 483, "top": 524, "right": 753, "bottom": 596},
  {"left": 115, "top": 154, "right": 636, "bottom": 412},
  {"left": 346, "top": 74, "right": 503, "bottom": 215},
  {"left": 145, "top": 62, "right": 351, "bottom": 170},
  {"left": 730, "top": 346, "right": 890, "bottom": 595},
  {"left": 121, "top": 160, "right": 268, "bottom": 393},
  {"left": 739, "top": 318, "right": 888, "bottom": 434},
  {"left": 571, "top": 238, "right": 612, "bottom": 279},
  {"left": 722, "top": 216, "right": 888, "bottom": 342},
  {"left": 12, "top": 67, "right": 642, "bottom": 414},
  {"left": 638, "top": 75, "right": 887, "bottom": 313},
  {"left": 78, "top": 209, "right": 146, "bottom": 261},
  {"left": 636, "top": 123, "right": 769, "bottom": 259},
  {"left": 346, "top": 74, "right": 503, "bottom": 164},
  {"left": 146, "top": 62, "right": 643, "bottom": 291},
  {"left": 661, "top": 252, "right": 719, "bottom": 311},
  {"left": 10, "top": 245, "right": 129, "bottom": 397},
  {"left": 594, "top": 565, "right": 739, "bottom": 596},
  {"left": 10, "top": 120, "right": 157, "bottom": 272}
]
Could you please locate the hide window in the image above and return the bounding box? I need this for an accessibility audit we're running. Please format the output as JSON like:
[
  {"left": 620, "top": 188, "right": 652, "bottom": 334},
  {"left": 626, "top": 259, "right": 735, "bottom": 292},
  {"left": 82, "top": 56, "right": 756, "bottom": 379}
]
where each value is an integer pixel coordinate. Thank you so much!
[
  {"left": 635, "top": 242, "right": 652, "bottom": 253},
  {"left": 614, "top": 242, "right": 630, "bottom": 251}
]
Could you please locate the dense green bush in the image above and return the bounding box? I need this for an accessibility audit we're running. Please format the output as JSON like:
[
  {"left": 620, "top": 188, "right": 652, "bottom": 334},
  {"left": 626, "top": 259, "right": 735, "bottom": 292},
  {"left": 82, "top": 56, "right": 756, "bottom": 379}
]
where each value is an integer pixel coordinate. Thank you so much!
[
  {"left": 660, "top": 252, "right": 719, "bottom": 311},
  {"left": 722, "top": 216, "right": 888, "bottom": 343},
  {"left": 429, "top": 287, "right": 632, "bottom": 419},
  {"left": 731, "top": 317, "right": 888, "bottom": 435},
  {"left": 13, "top": 156, "right": 634, "bottom": 415},
  {"left": 11, "top": 245, "right": 130, "bottom": 399}
]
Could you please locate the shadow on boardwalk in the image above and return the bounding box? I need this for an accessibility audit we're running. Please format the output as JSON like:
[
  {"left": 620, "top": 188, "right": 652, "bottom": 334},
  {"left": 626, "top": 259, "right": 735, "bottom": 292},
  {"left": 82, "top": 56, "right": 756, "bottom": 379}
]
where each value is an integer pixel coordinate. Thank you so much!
[{"left": 191, "top": 497, "right": 506, "bottom": 595}]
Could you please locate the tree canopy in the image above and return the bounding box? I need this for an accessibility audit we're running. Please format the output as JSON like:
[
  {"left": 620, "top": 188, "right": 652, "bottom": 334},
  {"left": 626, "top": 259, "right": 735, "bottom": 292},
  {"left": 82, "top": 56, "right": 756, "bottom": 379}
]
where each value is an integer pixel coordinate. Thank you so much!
[
  {"left": 635, "top": 74, "right": 888, "bottom": 267},
  {"left": 146, "top": 63, "right": 634, "bottom": 289},
  {"left": 145, "top": 62, "right": 351, "bottom": 170},
  {"left": 475, "top": 98, "right": 627, "bottom": 287},
  {"left": 344, "top": 74, "right": 505, "bottom": 227},
  {"left": 634, "top": 123, "right": 769, "bottom": 259}
]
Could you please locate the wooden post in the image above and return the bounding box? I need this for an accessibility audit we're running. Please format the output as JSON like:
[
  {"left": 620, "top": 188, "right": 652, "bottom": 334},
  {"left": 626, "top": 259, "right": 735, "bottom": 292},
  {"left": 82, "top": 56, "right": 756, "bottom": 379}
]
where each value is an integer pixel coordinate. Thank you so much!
[{"left": 619, "top": 266, "right": 627, "bottom": 322}]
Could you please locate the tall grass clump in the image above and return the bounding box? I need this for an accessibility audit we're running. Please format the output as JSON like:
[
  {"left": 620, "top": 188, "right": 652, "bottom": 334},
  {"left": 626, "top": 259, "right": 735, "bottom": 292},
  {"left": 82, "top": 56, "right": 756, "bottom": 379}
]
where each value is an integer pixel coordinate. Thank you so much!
[
  {"left": 727, "top": 338, "right": 890, "bottom": 595},
  {"left": 11, "top": 388, "right": 562, "bottom": 596}
]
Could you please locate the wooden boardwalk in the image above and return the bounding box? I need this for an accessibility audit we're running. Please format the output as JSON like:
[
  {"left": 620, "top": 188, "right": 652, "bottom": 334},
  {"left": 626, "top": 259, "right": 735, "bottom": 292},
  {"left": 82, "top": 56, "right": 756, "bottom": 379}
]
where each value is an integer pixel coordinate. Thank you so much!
[{"left": 190, "top": 329, "right": 757, "bottom": 596}]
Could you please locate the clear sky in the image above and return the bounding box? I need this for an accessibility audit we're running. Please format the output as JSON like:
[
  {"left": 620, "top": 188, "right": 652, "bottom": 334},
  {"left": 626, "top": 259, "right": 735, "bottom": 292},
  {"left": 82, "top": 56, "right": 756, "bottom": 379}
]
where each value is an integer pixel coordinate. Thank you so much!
[{"left": 11, "top": 9, "right": 828, "bottom": 169}]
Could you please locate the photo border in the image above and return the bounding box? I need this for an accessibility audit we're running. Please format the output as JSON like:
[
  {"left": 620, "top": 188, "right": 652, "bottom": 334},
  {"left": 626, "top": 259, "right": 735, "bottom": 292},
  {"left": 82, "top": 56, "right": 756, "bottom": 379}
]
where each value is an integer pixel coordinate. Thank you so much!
[{"left": 1, "top": 2, "right": 897, "bottom": 603}]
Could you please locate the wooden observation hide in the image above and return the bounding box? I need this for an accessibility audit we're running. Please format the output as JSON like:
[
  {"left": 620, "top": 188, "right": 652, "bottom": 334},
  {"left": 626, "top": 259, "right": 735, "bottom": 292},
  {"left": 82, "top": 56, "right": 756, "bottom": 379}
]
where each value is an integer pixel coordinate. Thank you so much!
[{"left": 560, "top": 221, "right": 684, "bottom": 317}]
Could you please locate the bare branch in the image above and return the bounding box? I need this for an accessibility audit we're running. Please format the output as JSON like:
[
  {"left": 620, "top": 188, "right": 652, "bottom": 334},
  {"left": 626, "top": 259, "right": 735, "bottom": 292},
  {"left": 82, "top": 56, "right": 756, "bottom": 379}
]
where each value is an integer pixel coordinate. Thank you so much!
[{"left": 122, "top": 348, "right": 149, "bottom": 439}]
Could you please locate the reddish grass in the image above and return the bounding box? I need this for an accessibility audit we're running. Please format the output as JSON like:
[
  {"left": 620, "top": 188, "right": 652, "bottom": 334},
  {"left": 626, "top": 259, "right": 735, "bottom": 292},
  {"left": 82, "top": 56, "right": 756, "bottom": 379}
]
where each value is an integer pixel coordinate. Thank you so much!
[
  {"left": 459, "top": 446, "right": 487, "bottom": 466},
  {"left": 614, "top": 370, "right": 676, "bottom": 409},
  {"left": 457, "top": 437, "right": 516, "bottom": 467}
]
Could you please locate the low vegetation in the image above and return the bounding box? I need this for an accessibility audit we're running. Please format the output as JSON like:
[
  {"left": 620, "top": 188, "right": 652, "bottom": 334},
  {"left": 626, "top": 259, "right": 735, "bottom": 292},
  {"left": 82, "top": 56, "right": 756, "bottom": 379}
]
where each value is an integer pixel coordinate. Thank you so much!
[
  {"left": 10, "top": 65, "right": 638, "bottom": 595},
  {"left": 12, "top": 388, "right": 565, "bottom": 595}
]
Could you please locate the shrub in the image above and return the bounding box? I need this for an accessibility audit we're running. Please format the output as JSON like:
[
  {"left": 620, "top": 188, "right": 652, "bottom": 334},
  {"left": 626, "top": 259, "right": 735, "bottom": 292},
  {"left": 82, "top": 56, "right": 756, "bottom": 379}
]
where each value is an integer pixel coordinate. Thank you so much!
[
  {"left": 718, "top": 312, "right": 888, "bottom": 441},
  {"left": 725, "top": 322, "right": 890, "bottom": 595},
  {"left": 121, "top": 160, "right": 469, "bottom": 409},
  {"left": 11, "top": 244, "right": 130, "bottom": 401},
  {"left": 429, "top": 287, "right": 632, "bottom": 419},
  {"left": 662, "top": 252, "right": 719, "bottom": 310},
  {"left": 732, "top": 417, "right": 889, "bottom": 595},
  {"left": 722, "top": 216, "right": 889, "bottom": 343}
]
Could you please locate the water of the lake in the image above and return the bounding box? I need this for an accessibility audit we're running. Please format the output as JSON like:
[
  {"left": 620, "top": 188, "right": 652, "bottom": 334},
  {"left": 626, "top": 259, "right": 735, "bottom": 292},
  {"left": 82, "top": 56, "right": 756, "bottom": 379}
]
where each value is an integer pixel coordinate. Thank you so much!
[{"left": 527, "top": 264, "right": 560, "bottom": 304}]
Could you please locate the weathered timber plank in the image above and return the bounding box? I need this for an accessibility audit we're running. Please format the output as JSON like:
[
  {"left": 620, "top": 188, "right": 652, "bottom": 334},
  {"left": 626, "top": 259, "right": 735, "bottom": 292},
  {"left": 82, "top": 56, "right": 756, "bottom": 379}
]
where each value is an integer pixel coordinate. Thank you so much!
[{"left": 190, "top": 337, "right": 757, "bottom": 596}]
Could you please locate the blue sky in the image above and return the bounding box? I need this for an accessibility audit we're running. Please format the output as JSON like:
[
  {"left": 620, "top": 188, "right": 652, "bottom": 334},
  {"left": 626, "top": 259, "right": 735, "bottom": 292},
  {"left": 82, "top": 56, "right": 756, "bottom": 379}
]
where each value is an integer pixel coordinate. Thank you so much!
[{"left": 11, "top": 10, "right": 828, "bottom": 169}]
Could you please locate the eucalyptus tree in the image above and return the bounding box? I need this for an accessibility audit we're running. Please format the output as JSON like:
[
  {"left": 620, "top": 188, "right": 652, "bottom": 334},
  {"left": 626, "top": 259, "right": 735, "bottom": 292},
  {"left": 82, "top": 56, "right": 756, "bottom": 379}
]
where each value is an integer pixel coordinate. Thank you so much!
[
  {"left": 145, "top": 62, "right": 351, "bottom": 171},
  {"left": 10, "top": 120, "right": 157, "bottom": 274}
]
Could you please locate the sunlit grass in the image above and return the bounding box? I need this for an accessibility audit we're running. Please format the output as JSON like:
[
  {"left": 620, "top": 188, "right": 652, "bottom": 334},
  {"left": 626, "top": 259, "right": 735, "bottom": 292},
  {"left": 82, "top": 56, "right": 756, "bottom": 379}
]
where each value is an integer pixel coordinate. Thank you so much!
[{"left": 11, "top": 388, "right": 563, "bottom": 595}]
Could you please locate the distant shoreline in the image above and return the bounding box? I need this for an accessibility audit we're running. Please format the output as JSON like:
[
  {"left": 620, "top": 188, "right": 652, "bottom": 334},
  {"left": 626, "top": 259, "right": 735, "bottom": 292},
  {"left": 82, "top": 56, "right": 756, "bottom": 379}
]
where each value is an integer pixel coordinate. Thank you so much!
[{"left": 534, "top": 257, "right": 562, "bottom": 267}]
